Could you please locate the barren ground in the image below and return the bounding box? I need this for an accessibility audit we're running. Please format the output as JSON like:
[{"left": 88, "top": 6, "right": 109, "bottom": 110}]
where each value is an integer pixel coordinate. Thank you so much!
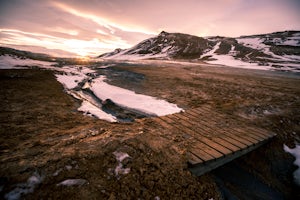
[{"left": 0, "top": 62, "right": 300, "bottom": 199}]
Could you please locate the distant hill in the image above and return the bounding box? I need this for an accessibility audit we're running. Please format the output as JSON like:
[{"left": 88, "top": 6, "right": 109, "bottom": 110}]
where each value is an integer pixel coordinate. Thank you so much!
[
  {"left": 0, "top": 47, "right": 91, "bottom": 65},
  {"left": 99, "top": 30, "right": 300, "bottom": 72},
  {"left": 0, "top": 46, "right": 53, "bottom": 61}
]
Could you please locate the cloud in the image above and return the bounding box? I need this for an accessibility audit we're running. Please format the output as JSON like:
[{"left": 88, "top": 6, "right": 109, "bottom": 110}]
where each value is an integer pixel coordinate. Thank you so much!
[
  {"left": 0, "top": 28, "right": 130, "bottom": 56},
  {"left": 0, "top": 0, "right": 153, "bottom": 56},
  {"left": 0, "top": 0, "right": 299, "bottom": 56}
]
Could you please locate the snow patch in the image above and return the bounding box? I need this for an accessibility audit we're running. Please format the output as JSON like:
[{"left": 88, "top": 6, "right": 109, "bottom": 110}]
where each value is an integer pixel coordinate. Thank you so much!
[
  {"left": 113, "top": 151, "right": 130, "bottom": 178},
  {"left": 236, "top": 38, "right": 268, "bottom": 50},
  {"left": 55, "top": 74, "right": 85, "bottom": 89},
  {"left": 78, "top": 100, "right": 117, "bottom": 122},
  {"left": 200, "top": 42, "right": 271, "bottom": 70},
  {"left": 206, "top": 54, "right": 272, "bottom": 70},
  {"left": 5, "top": 172, "right": 43, "bottom": 200},
  {"left": 57, "top": 179, "right": 87, "bottom": 186},
  {"left": 90, "top": 76, "right": 183, "bottom": 116},
  {"left": 200, "top": 42, "right": 221, "bottom": 58},
  {"left": 0, "top": 55, "right": 54, "bottom": 69},
  {"left": 114, "top": 151, "right": 130, "bottom": 162},
  {"left": 284, "top": 144, "right": 300, "bottom": 186},
  {"left": 228, "top": 45, "right": 237, "bottom": 56},
  {"left": 105, "top": 52, "right": 170, "bottom": 61}
]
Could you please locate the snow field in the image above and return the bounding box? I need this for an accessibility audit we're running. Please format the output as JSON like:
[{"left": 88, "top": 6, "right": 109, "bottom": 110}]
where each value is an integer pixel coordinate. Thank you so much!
[
  {"left": 0, "top": 55, "right": 183, "bottom": 121},
  {"left": 284, "top": 144, "right": 300, "bottom": 186},
  {"left": 89, "top": 76, "right": 183, "bottom": 116}
]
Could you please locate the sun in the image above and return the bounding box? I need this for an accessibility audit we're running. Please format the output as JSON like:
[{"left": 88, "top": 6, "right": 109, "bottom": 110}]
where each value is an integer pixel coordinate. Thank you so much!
[
  {"left": 64, "top": 39, "right": 92, "bottom": 57},
  {"left": 75, "top": 50, "right": 89, "bottom": 57}
]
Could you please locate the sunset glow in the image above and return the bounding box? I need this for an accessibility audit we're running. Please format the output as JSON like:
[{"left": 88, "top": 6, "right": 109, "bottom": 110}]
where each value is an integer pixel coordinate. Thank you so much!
[{"left": 0, "top": 0, "right": 299, "bottom": 57}]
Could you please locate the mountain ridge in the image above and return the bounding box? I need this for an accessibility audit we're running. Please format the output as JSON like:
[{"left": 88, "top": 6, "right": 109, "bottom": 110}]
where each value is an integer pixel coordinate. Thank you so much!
[{"left": 99, "top": 30, "right": 300, "bottom": 72}]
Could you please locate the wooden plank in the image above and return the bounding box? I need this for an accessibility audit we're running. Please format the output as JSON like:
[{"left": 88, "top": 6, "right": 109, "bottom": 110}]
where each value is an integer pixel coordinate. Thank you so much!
[
  {"left": 187, "top": 151, "right": 204, "bottom": 165},
  {"left": 189, "top": 137, "right": 273, "bottom": 176},
  {"left": 152, "top": 117, "right": 173, "bottom": 129},
  {"left": 197, "top": 106, "right": 274, "bottom": 139},
  {"left": 159, "top": 116, "right": 224, "bottom": 159},
  {"left": 196, "top": 107, "right": 269, "bottom": 138},
  {"left": 187, "top": 109, "right": 260, "bottom": 144},
  {"left": 170, "top": 114, "right": 233, "bottom": 155},
  {"left": 195, "top": 107, "right": 273, "bottom": 143},
  {"left": 236, "top": 129, "right": 265, "bottom": 142},
  {"left": 171, "top": 113, "right": 212, "bottom": 136},
  {"left": 246, "top": 126, "right": 275, "bottom": 138},
  {"left": 182, "top": 111, "right": 251, "bottom": 149},
  {"left": 211, "top": 137, "right": 241, "bottom": 152},
  {"left": 196, "top": 106, "right": 276, "bottom": 143},
  {"left": 184, "top": 111, "right": 248, "bottom": 149},
  {"left": 214, "top": 135, "right": 246, "bottom": 150},
  {"left": 189, "top": 147, "right": 215, "bottom": 162},
  {"left": 166, "top": 117, "right": 232, "bottom": 159},
  {"left": 166, "top": 116, "right": 232, "bottom": 155},
  {"left": 173, "top": 113, "right": 190, "bottom": 121},
  {"left": 182, "top": 110, "right": 253, "bottom": 148}
]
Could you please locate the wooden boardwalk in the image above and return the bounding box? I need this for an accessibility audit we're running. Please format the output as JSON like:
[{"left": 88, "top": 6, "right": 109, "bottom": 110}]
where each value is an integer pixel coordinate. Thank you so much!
[{"left": 151, "top": 105, "right": 276, "bottom": 176}]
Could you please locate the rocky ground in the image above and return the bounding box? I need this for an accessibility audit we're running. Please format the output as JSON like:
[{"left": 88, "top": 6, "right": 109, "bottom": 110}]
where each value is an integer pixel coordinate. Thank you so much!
[{"left": 0, "top": 62, "right": 300, "bottom": 199}]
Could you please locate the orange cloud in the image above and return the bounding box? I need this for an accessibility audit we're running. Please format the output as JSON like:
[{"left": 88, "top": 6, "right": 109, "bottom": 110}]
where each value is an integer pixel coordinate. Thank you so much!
[
  {"left": 0, "top": 28, "right": 130, "bottom": 57},
  {"left": 53, "top": 1, "right": 156, "bottom": 35}
]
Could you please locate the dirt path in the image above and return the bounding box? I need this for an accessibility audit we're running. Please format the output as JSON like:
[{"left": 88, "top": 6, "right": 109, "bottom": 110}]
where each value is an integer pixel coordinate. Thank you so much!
[{"left": 0, "top": 62, "right": 299, "bottom": 199}]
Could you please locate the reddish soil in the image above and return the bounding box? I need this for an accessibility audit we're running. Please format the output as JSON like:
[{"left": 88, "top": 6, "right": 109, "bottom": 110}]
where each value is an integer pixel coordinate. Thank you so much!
[{"left": 0, "top": 63, "right": 299, "bottom": 199}]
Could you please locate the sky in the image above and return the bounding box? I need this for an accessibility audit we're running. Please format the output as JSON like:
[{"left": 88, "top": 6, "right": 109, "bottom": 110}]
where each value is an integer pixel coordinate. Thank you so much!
[{"left": 0, "top": 0, "right": 299, "bottom": 57}]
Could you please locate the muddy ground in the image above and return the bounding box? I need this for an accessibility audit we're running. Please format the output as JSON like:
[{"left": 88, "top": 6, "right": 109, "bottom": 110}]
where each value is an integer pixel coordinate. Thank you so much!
[{"left": 0, "top": 62, "right": 300, "bottom": 199}]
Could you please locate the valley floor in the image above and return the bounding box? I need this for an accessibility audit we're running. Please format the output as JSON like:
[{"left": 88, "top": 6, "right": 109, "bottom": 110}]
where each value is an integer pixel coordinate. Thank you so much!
[{"left": 0, "top": 62, "right": 300, "bottom": 199}]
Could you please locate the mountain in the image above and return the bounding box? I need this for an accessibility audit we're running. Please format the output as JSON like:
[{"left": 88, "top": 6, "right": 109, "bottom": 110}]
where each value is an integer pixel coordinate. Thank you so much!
[
  {"left": 99, "top": 30, "right": 300, "bottom": 72},
  {"left": 99, "top": 31, "right": 214, "bottom": 60},
  {"left": 0, "top": 47, "right": 92, "bottom": 66},
  {"left": 0, "top": 46, "right": 53, "bottom": 61}
]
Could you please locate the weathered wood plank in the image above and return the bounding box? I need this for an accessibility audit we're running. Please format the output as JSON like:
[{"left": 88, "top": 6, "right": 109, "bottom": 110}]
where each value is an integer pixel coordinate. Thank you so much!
[
  {"left": 159, "top": 116, "right": 224, "bottom": 159},
  {"left": 182, "top": 111, "right": 251, "bottom": 149},
  {"left": 152, "top": 117, "right": 173, "bottom": 129},
  {"left": 211, "top": 137, "right": 241, "bottom": 152},
  {"left": 188, "top": 109, "right": 261, "bottom": 144},
  {"left": 189, "top": 147, "right": 215, "bottom": 162},
  {"left": 150, "top": 106, "right": 275, "bottom": 171},
  {"left": 189, "top": 137, "right": 273, "bottom": 176},
  {"left": 170, "top": 114, "right": 233, "bottom": 155},
  {"left": 197, "top": 106, "right": 274, "bottom": 138},
  {"left": 177, "top": 112, "right": 246, "bottom": 151},
  {"left": 182, "top": 110, "right": 253, "bottom": 147},
  {"left": 187, "top": 151, "right": 204, "bottom": 165},
  {"left": 194, "top": 107, "right": 274, "bottom": 144}
]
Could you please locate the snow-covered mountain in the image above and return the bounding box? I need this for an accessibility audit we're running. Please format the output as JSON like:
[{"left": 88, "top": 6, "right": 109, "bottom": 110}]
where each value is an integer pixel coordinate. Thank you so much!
[
  {"left": 99, "top": 31, "right": 214, "bottom": 60},
  {"left": 99, "top": 31, "right": 300, "bottom": 72}
]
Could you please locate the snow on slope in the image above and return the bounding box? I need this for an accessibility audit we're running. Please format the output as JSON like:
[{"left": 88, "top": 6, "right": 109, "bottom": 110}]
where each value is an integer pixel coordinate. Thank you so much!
[
  {"left": 104, "top": 50, "right": 170, "bottom": 60},
  {"left": 99, "top": 31, "right": 300, "bottom": 72},
  {"left": 237, "top": 32, "right": 300, "bottom": 62},
  {"left": 200, "top": 42, "right": 272, "bottom": 70},
  {"left": 0, "top": 55, "right": 54, "bottom": 69},
  {"left": 55, "top": 74, "right": 85, "bottom": 89},
  {"left": 99, "top": 31, "right": 210, "bottom": 61},
  {"left": 101, "top": 38, "right": 173, "bottom": 61},
  {"left": 236, "top": 37, "right": 269, "bottom": 50}
]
